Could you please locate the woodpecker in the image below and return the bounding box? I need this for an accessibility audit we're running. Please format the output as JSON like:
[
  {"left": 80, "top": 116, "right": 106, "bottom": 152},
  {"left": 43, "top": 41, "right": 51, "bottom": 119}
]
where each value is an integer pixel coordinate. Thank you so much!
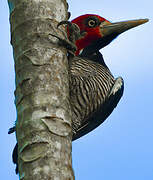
[
  {"left": 68, "top": 14, "right": 148, "bottom": 140},
  {"left": 9, "top": 14, "right": 148, "bottom": 174}
]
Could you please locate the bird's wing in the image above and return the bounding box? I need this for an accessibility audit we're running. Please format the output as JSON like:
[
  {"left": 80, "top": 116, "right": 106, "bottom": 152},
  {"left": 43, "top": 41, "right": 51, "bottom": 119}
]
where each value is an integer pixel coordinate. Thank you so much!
[
  {"left": 72, "top": 76, "right": 124, "bottom": 141},
  {"left": 70, "top": 55, "right": 124, "bottom": 141}
]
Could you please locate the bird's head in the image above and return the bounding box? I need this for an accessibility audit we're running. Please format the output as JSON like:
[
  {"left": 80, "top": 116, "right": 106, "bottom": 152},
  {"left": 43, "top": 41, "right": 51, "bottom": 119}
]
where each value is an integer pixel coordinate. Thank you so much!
[{"left": 71, "top": 14, "right": 148, "bottom": 55}]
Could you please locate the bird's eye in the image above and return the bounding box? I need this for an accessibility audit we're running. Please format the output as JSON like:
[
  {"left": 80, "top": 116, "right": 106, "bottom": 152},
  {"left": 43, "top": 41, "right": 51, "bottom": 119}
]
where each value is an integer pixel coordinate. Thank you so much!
[{"left": 88, "top": 19, "right": 96, "bottom": 27}]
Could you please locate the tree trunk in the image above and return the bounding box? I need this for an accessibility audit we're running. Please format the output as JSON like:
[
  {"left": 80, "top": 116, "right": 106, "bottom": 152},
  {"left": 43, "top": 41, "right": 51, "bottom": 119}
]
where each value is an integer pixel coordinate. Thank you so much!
[{"left": 7, "top": 0, "right": 74, "bottom": 179}]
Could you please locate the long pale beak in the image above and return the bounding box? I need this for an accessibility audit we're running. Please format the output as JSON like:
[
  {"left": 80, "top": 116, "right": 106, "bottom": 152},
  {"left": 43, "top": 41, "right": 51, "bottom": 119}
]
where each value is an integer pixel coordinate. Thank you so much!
[
  {"left": 100, "top": 19, "right": 149, "bottom": 37},
  {"left": 80, "top": 18, "right": 149, "bottom": 55}
]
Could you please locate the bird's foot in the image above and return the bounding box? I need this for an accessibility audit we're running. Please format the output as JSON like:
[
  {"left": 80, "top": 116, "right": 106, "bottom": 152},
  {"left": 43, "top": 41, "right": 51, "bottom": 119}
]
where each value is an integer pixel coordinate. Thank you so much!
[
  {"left": 50, "top": 33, "right": 77, "bottom": 56},
  {"left": 57, "top": 21, "right": 86, "bottom": 43},
  {"left": 49, "top": 21, "right": 86, "bottom": 56}
]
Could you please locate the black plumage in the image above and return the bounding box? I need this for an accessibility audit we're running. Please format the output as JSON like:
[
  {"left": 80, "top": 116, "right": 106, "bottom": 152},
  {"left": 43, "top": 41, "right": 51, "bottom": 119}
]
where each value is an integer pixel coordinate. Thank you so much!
[{"left": 70, "top": 51, "right": 123, "bottom": 140}]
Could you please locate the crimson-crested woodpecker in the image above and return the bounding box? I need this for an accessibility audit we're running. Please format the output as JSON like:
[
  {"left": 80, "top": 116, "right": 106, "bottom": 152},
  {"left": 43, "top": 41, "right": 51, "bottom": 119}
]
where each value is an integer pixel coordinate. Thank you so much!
[{"left": 9, "top": 14, "right": 148, "bottom": 174}]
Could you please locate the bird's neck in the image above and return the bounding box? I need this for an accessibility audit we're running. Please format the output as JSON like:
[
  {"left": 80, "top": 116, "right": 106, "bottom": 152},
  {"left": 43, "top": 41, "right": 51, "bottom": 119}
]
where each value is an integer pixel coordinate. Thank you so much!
[{"left": 79, "top": 50, "right": 108, "bottom": 68}]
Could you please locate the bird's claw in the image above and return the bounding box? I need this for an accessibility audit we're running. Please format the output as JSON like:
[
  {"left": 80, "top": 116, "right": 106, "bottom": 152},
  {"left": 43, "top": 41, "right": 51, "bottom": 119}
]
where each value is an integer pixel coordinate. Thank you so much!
[
  {"left": 51, "top": 20, "right": 86, "bottom": 56},
  {"left": 57, "top": 21, "right": 86, "bottom": 43},
  {"left": 57, "top": 21, "right": 72, "bottom": 28},
  {"left": 49, "top": 33, "right": 77, "bottom": 56},
  {"left": 49, "top": 20, "right": 82, "bottom": 56}
]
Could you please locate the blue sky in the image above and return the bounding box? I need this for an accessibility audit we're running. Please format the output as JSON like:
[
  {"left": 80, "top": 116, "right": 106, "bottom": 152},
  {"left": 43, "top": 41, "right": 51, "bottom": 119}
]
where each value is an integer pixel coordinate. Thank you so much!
[{"left": 1, "top": 0, "right": 153, "bottom": 179}]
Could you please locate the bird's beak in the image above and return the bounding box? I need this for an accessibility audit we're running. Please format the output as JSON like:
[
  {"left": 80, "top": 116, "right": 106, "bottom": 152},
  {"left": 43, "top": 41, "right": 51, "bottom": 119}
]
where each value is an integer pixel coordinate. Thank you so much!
[
  {"left": 100, "top": 19, "right": 149, "bottom": 37},
  {"left": 80, "top": 18, "right": 148, "bottom": 55}
]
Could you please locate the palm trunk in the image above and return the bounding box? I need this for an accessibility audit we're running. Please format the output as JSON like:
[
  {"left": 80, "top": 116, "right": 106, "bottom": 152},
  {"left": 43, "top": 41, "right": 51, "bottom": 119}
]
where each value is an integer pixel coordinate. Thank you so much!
[{"left": 8, "top": 0, "right": 74, "bottom": 179}]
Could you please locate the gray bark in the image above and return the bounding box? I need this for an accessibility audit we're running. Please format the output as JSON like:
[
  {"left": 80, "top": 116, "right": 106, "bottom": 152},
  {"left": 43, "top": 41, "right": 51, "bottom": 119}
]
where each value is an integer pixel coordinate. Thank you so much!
[{"left": 8, "top": 0, "right": 74, "bottom": 179}]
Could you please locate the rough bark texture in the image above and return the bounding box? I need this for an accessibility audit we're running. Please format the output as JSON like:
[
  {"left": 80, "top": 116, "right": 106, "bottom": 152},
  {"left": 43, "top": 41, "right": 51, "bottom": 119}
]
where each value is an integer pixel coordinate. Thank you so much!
[{"left": 8, "top": 0, "right": 74, "bottom": 179}]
